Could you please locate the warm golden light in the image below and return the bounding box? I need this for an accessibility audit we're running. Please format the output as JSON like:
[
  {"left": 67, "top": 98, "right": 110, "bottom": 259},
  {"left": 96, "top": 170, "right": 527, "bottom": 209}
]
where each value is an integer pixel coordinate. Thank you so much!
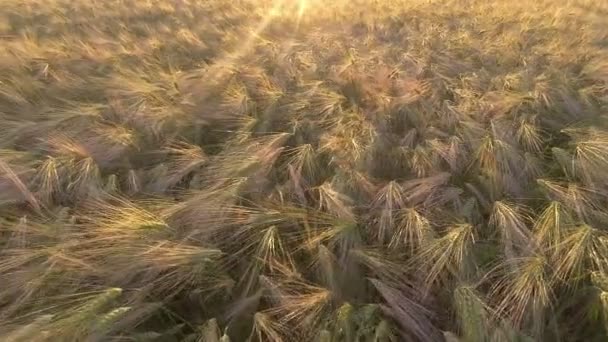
[
  {"left": 296, "top": 0, "right": 308, "bottom": 29},
  {"left": 1, "top": 0, "right": 608, "bottom": 341}
]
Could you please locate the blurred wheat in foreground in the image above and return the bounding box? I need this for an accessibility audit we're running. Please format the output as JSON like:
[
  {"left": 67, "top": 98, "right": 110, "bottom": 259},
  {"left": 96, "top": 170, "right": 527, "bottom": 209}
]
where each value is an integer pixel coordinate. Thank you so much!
[{"left": 1, "top": 0, "right": 608, "bottom": 340}]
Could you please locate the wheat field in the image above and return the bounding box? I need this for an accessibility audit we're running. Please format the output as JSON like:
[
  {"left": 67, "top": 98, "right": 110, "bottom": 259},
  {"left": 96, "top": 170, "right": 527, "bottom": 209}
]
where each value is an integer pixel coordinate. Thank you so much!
[{"left": 1, "top": 0, "right": 608, "bottom": 341}]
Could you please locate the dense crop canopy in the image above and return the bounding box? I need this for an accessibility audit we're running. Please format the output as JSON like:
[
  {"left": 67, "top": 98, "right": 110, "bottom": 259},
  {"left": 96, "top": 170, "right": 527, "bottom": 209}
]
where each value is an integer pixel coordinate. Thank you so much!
[{"left": 1, "top": 0, "right": 608, "bottom": 340}]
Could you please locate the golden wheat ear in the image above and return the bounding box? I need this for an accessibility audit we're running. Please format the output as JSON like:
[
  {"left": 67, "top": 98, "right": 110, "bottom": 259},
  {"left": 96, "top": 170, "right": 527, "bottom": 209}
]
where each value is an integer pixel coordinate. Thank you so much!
[
  {"left": 490, "top": 256, "right": 552, "bottom": 339},
  {"left": 533, "top": 201, "right": 573, "bottom": 253},
  {"left": 474, "top": 135, "right": 526, "bottom": 197},
  {"left": 536, "top": 179, "right": 605, "bottom": 223},
  {"left": 285, "top": 143, "right": 320, "bottom": 185},
  {"left": 40, "top": 288, "right": 124, "bottom": 341},
  {"left": 489, "top": 201, "right": 533, "bottom": 260},
  {"left": 236, "top": 224, "right": 296, "bottom": 296},
  {"left": 80, "top": 195, "right": 170, "bottom": 234},
  {"left": 414, "top": 223, "right": 476, "bottom": 290},
  {"left": 408, "top": 144, "right": 439, "bottom": 178},
  {"left": 203, "top": 133, "right": 289, "bottom": 186},
  {"left": 389, "top": 208, "right": 433, "bottom": 254},
  {"left": 67, "top": 157, "right": 103, "bottom": 199},
  {"left": 248, "top": 312, "right": 287, "bottom": 342},
  {"left": 552, "top": 225, "right": 608, "bottom": 286},
  {"left": 428, "top": 136, "right": 467, "bottom": 173},
  {"left": 148, "top": 141, "right": 207, "bottom": 192},
  {"left": 573, "top": 132, "right": 608, "bottom": 186},
  {"left": 516, "top": 118, "right": 544, "bottom": 153},
  {"left": 305, "top": 85, "right": 347, "bottom": 120},
  {"left": 0, "top": 156, "right": 40, "bottom": 212},
  {"left": 84, "top": 123, "right": 137, "bottom": 167},
  {"left": 39, "top": 103, "right": 106, "bottom": 132},
  {"left": 370, "top": 181, "right": 405, "bottom": 245},
  {"left": 319, "top": 109, "right": 375, "bottom": 167},
  {"left": 400, "top": 172, "right": 451, "bottom": 208},
  {"left": 267, "top": 282, "right": 333, "bottom": 339},
  {"left": 28, "top": 156, "right": 60, "bottom": 205},
  {"left": 315, "top": 181, "right": 356, "bottom": 221}
]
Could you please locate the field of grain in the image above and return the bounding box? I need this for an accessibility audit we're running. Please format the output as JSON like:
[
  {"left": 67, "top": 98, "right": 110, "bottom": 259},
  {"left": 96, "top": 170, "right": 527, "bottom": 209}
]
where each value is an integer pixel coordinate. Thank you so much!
[{"left": 1, "top": 0, "right": 608, "bottom": 340}]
